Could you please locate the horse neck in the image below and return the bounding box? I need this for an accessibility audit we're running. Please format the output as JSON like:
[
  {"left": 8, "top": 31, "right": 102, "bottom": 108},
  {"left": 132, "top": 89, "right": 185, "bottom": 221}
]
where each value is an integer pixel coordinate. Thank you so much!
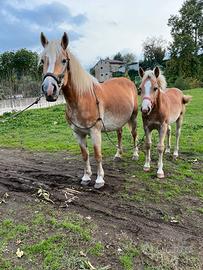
[
  {"left": 62, "top": 78, "right": 95, "bottom": 110},
  {"left": 154, "top": 89, "right": 165, "bottom": 110}
]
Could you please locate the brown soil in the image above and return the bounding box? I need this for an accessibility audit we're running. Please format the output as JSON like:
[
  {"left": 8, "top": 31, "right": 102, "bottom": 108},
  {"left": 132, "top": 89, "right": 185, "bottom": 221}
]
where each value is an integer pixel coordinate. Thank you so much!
[{"left": 0, "top": 148, "right": 202, "bottom": 269}]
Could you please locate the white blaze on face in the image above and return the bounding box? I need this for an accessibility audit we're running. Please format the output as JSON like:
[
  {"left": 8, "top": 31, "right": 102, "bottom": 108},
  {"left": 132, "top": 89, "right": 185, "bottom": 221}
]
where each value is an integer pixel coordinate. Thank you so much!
[
  {"left": 47, "top": 54, "right": 56, "bottom": 73},
  {"left": 142, "top": 80, "right": 152, "bottom": 112}
]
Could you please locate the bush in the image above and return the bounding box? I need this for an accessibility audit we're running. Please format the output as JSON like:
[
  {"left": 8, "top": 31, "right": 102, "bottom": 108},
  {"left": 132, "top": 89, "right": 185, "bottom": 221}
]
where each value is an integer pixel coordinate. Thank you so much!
[
  {"left": 174, "top": 76, "right": 202, "bottom": 90},
  {"left": 174, "top": 77, "right": 190, "bottom": 90}
]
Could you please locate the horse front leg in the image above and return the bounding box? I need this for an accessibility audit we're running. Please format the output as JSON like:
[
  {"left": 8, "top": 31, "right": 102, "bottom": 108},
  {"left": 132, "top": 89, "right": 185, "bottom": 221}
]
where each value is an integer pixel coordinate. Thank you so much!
[
  {"left": 157, "top": 123, "right": 168, "bottom": 178},
  {"left": 75, "top": 133, "right": 92, "bottom": 185},
  {"left": 144, "top": 127, "right": 152, "bottom": 172},
  {"left": 114, "top": 128, "right": 123, "bottom": 161},
  {"left": 165, "top": 125, "right": 171, "bottom": 154},
  {"left": 91, "top": 128, "right": 104, "bottom": 189}
]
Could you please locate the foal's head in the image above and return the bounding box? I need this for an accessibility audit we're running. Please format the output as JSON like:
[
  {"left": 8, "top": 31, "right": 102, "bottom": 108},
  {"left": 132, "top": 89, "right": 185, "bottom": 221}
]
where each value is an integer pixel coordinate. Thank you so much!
[
  {"left": 139, "top": 67, "right": 166, "bottom": 115},
  {"left": 40, "top": 32, "right": 70, "bottom": 102}
]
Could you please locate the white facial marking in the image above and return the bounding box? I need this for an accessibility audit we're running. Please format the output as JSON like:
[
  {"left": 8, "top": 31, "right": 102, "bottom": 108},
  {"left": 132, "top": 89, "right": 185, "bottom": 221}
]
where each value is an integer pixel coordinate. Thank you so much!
[
  {"left": 47, "top": 55, "right": 56, "bottom": 73},
  {"left": 142, "top": 80, "right": 152, "bottom": 112}
]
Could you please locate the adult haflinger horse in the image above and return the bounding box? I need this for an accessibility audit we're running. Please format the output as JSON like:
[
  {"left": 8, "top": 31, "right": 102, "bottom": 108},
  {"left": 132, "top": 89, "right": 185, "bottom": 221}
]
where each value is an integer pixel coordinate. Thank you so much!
[
  {"left": 40, "top": 32, "right": 139, "bottom": 188},
  {"left": 139, "top": 66, "right": 192, "bottom": 178}
]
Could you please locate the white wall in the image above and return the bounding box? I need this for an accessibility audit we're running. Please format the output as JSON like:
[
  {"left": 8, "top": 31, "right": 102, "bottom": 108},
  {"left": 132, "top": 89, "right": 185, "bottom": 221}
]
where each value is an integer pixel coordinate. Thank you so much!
[{"left": 0, "top": 95, "right": 65, "bottom": 115}]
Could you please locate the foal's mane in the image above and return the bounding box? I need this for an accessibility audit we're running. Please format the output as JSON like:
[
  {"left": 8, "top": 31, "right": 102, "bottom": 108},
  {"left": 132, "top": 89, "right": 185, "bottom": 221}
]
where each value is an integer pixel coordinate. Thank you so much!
[
  {"left": 40, "top": 40, "right": 98, "bottom": 95},
  {"left": 143, "top": 69, "right": 167, "bottom": 91}
]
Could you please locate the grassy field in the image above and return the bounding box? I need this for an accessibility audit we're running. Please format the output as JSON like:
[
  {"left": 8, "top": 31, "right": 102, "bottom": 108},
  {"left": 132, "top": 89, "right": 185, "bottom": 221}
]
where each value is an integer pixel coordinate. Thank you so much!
[
  {"left": 0, "top": 88, "right": 202, "bottom": 203},
  {"left": 0, "top": 88, "right": 202, "bottom": 154},
  {"left": 0, "top": 88, "right": 203, "bottom": 270}
]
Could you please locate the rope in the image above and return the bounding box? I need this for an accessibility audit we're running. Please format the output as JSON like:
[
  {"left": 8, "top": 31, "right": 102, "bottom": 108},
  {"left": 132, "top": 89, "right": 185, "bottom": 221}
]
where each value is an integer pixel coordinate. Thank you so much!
[{"left": 0, "top": 94, "right": 43, "bottom": 123}]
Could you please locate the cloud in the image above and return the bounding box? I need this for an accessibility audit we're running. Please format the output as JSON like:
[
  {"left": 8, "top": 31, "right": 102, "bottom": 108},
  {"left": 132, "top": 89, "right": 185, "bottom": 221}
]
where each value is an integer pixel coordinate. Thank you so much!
[
  {"left": 0, "top": 0, "right": 185, "bottom": 68},
  {"left": 0, "top": 1, "right": 87, "bottom": 51}
]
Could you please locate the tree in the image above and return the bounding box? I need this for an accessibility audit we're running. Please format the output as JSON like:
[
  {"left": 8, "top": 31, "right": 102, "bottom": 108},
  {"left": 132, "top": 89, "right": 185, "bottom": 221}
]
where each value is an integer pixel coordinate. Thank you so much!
[
  {"left": 113, "top": 52, "right": 124, "bottom": 61},
  {"left": 166, "top": 0, "right": 203, "bottom": 81},
  {"left": 0, "top": 49, "right": 41, "bottom": 98},
  {"left": 123, "top": 53, "right": 136, "bottom": 64},
  {"left": 141, "top": 37, "right": 166, "bottom": 69}
]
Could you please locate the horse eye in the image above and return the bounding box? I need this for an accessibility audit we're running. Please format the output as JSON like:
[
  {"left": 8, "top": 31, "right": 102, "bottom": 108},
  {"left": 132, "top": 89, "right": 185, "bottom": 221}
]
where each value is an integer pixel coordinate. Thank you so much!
[
  {"left": 62, "top": 59, "right": 67, "bottom": 64},
  {"left": 41, "top": 59, "right": 44, "bottom": 64},
  {"left": 154, "top": 87, "right": 158, "bottom": 91}
]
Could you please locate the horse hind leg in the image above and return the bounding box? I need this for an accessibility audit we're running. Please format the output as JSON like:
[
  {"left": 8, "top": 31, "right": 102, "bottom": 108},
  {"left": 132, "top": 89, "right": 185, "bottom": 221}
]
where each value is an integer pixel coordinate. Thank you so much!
[
  {"left": 129, "top": 113, "right": 139, "bottom": 160},
  {"left": 114, "top": 128, "right": 123, "bottom": 161},
  {"left": 91, "top": 128, "right": 105, "bottom": 189},
  {"left": 165, "top": 125, "right": 171, "bottom": 154},
  {"left": 75, "top": 133, "right": 92, "bottom": 185},
  {"left": 173, "top": 114, "right": 183, "bottom": 159}
]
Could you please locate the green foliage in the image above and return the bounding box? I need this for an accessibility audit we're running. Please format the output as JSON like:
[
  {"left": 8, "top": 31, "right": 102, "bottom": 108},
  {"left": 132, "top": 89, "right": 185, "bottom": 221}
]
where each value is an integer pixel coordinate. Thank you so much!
[
  {"left": 113, "top": 52, "right": 136, "bottom": 64},
  {"left": 141, "top": 37, "right": 166, "bottom": 69},
  {"left": 113, "top": 52, "right": 124, "bottom": 61},
  {"left": 0, "top": 49, "right": 41, "bottom": 99},
  {"left": 174, "top": 77, "right": 190, "bottom": 90},
  {"left": 166, "top": 0, "right": 203, "bottom": 84}
]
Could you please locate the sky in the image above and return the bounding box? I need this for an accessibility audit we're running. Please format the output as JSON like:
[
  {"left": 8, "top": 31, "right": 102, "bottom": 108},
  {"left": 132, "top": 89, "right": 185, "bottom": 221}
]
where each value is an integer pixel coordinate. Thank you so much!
[{"left": 0, "top": 0, "right": 185, "bottom": 69}]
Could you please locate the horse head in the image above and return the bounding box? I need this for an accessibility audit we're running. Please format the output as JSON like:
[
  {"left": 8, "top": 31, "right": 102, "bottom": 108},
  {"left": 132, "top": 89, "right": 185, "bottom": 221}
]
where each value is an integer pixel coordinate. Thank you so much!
[
  {"left": 40, "top": 32, "right": 70, "bottom": 102},
  {"left": 139, "top": 66, "right": 165, "bottom": 115}
]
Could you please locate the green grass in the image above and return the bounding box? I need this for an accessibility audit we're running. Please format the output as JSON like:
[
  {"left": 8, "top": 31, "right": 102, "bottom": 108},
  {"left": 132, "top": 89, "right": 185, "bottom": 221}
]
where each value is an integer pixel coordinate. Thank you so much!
[
  {"left": 0, "top": 89, "right": 202, "bottom": 204},
  {"left": 0, "top": 89, "right": 202, "bottom": 154},
  {"left": 0, "top": 207, "right": 106, "bottom": 270}
]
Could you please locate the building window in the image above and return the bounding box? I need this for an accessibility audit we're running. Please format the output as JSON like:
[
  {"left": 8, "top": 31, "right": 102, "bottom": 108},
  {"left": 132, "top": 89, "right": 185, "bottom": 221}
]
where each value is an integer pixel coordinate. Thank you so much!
[
  {"left": 101, "top": 67, "right": 103, "bottom": 69},
  {"left": 101, "top": 74, "right": 103, "bottom": 76},
  {"left": 106, "top": 73, "right": 108, "bottom": 75}
]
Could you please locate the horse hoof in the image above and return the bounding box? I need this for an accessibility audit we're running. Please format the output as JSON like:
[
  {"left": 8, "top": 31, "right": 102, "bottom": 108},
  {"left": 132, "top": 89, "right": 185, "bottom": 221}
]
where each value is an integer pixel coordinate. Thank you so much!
[
  {"left": 114, "top": 156, "right": 122, "bottom": 162},
  {"left": 143, "top": 167, "right": 150, "bottom": 172},
  {"left": 157, "top": 173, "right": 165, "bottom": 179},
  {"left": 165, "top": 149, "right": 170, "bottom": 154},
  {"left": 94, "top": 182, "right": 105, "bottom": 189},
  {"left": 173, "top": 155, "right": 178, "bottom": 160},
  {"left": 132, "top": 155, "right": 139, "bottom": 161},
  {"left": 81, "top": 180, "right": 91, "bottom": 186}
]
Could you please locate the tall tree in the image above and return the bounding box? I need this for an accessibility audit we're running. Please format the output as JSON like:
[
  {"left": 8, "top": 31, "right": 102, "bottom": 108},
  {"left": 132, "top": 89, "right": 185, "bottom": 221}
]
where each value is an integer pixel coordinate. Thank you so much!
[
  {"left": 141, "top": 37, "right": 166, "bottom": 69},
  {"left": 123, "top": 53, "right": 136, "bottom": 64},
  {"left": 113, "top": 52, "right": 124, "bottom": 61},
  {"left": 166, "top": 0, "right": 203, "bottom": 79}
]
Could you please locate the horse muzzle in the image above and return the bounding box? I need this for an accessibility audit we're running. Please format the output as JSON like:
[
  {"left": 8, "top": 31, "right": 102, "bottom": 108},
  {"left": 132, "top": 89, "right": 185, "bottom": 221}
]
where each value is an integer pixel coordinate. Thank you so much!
[{"left": 41, "top": 76, "right": 59, "bottom": 102}]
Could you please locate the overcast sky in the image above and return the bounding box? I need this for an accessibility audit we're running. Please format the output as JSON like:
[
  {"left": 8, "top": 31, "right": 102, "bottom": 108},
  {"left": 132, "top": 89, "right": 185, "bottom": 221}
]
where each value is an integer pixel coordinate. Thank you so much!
[{"left": 0, "top": 0, "right": 185, "bottom": 68}]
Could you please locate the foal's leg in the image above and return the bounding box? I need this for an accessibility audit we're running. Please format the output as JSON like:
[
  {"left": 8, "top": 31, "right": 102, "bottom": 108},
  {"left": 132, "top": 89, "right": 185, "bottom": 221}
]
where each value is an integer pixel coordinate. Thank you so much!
[
  {"left": 75, "top": 133, "right": 92, "bottom": 185},
  {"left": 130, "top": 115, "right": 139, "bottom": 160},
  {"left": 144, "top": 128, "right": 152, "bottom": 171},
  {"left": 114, "top": 128, "right": 123, "bottom": 160},
  {"left": 91, "top": 128, "right": 104, "bottom": 189},
  {"left": 157, "top": 123, "right": 168, "bottom": 178},
  {"left": 173, "top": 115, "right": 183, "bottom": 159},
  {"left": 165, "top": 125, "right": 171, "bottom": 154}
]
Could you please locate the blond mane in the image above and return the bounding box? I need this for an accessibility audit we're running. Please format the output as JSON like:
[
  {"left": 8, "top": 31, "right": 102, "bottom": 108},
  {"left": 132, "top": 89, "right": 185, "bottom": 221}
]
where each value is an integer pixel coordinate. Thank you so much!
[
  {"left": 143, "top": 69, "right": 167, "bottom": 91},
  {"left": 40, "top": 40, "right": 98, "bottom": 95}
]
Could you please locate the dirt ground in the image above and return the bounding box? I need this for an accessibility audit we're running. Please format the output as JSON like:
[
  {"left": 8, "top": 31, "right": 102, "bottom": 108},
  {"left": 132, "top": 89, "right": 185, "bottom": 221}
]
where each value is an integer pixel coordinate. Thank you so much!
[{"left": 0, "top": 148, "right": 202, "bottom": 269}]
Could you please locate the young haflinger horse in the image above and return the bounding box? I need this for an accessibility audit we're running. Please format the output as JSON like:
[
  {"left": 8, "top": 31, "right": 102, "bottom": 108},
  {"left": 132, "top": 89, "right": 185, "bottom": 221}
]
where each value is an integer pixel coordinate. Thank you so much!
[
  {"left": 139, "top": 67, "right": 192, "bottom": 178},
  {"left": 40, "top": 32, "right": 139, "bottom": 188}
]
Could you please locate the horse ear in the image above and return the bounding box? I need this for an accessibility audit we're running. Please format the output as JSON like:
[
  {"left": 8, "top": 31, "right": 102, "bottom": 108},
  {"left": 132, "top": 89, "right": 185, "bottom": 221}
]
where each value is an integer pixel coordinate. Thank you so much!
[
  {"left": 61, "top": 32, "right": 69, "bottom": 50},
  {"left": 154, "top": 66, "right": 160, "bottom": 78},
  {"left": 139, "top": 67, "right": 144, "bottom": 78},
  {"left": 40, "top": 32, "right": 48, "bottom": 48}
]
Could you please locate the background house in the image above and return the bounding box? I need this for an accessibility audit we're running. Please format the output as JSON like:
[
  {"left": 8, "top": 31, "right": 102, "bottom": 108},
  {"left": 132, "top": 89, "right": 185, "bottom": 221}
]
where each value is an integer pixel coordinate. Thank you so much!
[{"left": 92, "top": 58, "right": 139, "bottom": 82}]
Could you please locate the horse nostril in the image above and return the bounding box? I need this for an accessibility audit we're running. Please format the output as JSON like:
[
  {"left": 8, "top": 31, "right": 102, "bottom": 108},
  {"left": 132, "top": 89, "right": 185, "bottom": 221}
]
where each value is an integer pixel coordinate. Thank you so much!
[
  {"left": 52, "top": 83, "right": 57, "bottom": 95},
  {"left": 42, "top": 84, "right": 46, "bottom": 95}
]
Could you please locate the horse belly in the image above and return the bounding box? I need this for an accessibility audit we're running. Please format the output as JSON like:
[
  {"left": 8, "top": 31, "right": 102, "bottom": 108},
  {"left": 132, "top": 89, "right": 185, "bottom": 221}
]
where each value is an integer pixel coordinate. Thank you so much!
[
  {"left": 102, "top": 111, "right": 131, "bottom": 131},
  {"left": 168, "top": 109, "right": 182, "bottom": 124}
]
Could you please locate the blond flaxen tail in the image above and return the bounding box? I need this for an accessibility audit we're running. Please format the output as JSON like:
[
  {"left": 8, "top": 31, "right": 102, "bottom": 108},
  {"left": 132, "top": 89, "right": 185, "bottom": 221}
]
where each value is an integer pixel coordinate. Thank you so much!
[{"left": 182, "top": 95, "right": 192, "bottom": 104}]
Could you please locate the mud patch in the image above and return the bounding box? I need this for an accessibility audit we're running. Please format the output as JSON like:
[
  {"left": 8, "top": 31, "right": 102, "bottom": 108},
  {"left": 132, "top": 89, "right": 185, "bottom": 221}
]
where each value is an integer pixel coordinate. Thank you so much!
[{"left": 0, "top": 148, "right": 202, "bottom": 269}]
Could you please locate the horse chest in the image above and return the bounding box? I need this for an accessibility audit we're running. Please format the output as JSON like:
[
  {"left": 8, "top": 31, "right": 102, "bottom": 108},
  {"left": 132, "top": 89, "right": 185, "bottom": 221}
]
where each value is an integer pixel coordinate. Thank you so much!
[{"left": 145, "top": 119, "right": 162, "bottom": 130}]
